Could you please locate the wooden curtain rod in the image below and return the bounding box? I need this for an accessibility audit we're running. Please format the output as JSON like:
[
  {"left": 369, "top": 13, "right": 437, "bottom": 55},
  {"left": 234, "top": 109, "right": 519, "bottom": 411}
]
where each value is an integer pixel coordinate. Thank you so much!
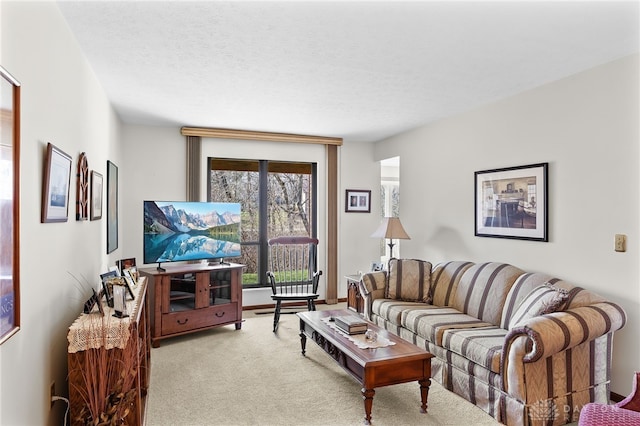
[{"left": 181, "top": 127, "right": 343, "bottom": 146}]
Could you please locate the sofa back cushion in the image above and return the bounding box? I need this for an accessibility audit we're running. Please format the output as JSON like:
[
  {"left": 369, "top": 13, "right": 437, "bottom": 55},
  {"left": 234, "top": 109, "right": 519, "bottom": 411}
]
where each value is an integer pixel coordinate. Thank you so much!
[
  {"left": 507, "top": 283, "right": 569, "bottom": 329},
  {"left": 501, "top": 272, "right": 607, "bottom": 328},
  {"left": 430, "top": 261, "right": 475, "bottom": 307},
  {"left": 387, "top": 258, "right": 432, "bottom": 303},
  {"left": 501, "top": 272, "right": 555, "bottom": 328},
  {"left": 451, "top": 262, "right": 524, "bottom": 327}
]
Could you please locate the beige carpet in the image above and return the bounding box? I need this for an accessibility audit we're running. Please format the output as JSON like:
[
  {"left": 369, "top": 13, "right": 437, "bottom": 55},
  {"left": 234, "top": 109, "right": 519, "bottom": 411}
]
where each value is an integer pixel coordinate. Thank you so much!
[{"left": 146, "top": 305, "right": 500, "bottom": 425}]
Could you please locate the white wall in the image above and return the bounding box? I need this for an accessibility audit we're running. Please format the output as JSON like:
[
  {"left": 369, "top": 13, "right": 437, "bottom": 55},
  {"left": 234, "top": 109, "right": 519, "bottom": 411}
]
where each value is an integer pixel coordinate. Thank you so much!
[
  {"left": 373, "top": 54, "right": 640, "bottom": 395},
  {"left": 338, "top": 141, "right": 382, "bottom": 292},
  {"left": 120, "top": 133, "right": 383, "bottom": 306},
  {"left": 120, "top": 124, "right": 185, "bottom": 266},
  {"left": 1, "top": 1, "right": 124, "bottom": 425},
  {"left": 120, "top": 132, "right": 383, "bottom": 307},
  {"left": 120, "top": 131, "right": 336, "bottom": 306}
]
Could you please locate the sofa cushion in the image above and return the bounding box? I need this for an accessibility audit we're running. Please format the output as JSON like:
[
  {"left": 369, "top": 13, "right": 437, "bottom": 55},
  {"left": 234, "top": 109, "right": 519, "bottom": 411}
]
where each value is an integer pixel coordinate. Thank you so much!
[
  {"left": 451, "top": 262, "right": 525, "bottom": 327},
  {"left": 361, "top": 271, "right": 387, "bottom": 295},
  {"left": 501, "top": 272, "right": 556, "bottom": 329},
  {"left": 507, "top": 282, "right": 569, "bottom": 329},
  {"left": 372, "top": 299, "right": 431, "bottom": 326},
  {"left": 430, "top": 261, "right": 475, "bottom": 307},
  {"left": 402, "top": 307, "right": 494, "bottom": 346},
  {"left": 442, "top": 326, "right": 508, "bottom": 374},
  {"left": 387, "top": 258, "right": 432, "bottom": 303}
]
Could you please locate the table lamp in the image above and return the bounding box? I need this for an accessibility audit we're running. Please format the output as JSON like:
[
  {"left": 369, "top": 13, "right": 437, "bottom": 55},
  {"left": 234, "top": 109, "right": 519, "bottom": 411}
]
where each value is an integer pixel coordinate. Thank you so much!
[{"left": 370, "top": 217, "right": 411, "bottom": 258}]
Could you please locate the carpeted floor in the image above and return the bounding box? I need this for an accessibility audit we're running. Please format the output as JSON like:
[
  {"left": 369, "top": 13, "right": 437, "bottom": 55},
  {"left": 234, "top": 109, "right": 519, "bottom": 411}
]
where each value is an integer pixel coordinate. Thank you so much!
[{"left": 146, "top": 305, "right": 501, "bottom": 425}]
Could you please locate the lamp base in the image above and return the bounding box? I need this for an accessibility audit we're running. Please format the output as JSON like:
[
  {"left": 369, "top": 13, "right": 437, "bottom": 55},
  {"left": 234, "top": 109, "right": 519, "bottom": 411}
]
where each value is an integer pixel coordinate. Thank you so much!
[{"left": 387, "top": 240, "right": 395, "bottom": 259}]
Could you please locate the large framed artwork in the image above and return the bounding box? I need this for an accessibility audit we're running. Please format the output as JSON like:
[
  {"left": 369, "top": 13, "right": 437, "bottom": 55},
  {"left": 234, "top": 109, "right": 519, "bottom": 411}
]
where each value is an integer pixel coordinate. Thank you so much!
[
  {"left": 0, "top": 65, "right": 21, "bottom": 344},
  {"left": 475, "top": 163, "right": 548, "bottom": 242},
  {"left": 107, "top": 160, "right": 118, "bottom": 253},
  {"left": 41, "top": 142, "right": 72, "bottom": 223}
]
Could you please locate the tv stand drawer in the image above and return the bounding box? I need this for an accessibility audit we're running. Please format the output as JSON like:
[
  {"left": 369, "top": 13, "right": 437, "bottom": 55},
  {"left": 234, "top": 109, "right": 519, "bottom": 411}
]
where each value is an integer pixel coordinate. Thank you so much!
[{"left": 161, "top": 303, "right": 239, "bottom": 335}]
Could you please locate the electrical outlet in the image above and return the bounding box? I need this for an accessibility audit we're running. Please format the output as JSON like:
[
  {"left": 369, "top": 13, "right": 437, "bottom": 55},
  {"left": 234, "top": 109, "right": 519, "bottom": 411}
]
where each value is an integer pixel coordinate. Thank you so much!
[
  {"left": 615, "top": 234, "right": 626, "bottom": 252},
  {"left": 50, "top": 381, "right": 55, "bottom": 408}
]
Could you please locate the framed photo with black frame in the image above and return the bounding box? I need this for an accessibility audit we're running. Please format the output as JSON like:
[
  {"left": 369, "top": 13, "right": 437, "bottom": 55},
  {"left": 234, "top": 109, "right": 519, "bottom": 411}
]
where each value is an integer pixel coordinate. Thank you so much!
[
  {"left": 107, "top": 160, "right": 118, "bottom": 253},
  {"left": 116, "top": 258, "right": 136, "bottom": 273},
  {"left": 100, "top": 270, "right": 118, "bottom": 308},
  {"left": 345, "top": 189, "right": 371, "bottom": 213},
  {"left": 474, "top": 162, "right": 548, "bottom": 242}
]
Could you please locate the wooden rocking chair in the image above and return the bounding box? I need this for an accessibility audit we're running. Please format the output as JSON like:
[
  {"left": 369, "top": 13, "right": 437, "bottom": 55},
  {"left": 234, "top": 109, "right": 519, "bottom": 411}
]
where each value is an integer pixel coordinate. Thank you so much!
[{"left": 266, "top": 236, "right": 322, "bottom": 332}]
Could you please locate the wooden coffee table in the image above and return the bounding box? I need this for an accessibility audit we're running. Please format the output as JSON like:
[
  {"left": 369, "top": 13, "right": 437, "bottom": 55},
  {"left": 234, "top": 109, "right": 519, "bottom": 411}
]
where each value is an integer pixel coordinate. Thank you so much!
[{"left": 297, "top": 309, "right": 434, "bottom": 425}]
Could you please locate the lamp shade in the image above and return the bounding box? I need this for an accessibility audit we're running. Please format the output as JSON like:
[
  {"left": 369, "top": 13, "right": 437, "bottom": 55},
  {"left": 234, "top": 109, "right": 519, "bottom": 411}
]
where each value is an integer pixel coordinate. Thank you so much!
[{"left": 370, "top": 217, "right": 411, "bottom": 240}]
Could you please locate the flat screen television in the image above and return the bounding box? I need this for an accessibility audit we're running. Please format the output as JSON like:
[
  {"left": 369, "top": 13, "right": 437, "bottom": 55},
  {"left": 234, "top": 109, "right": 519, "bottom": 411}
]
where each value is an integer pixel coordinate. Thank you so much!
[{"left": 143, "top": 201, "right": 241, "bottom": 270}]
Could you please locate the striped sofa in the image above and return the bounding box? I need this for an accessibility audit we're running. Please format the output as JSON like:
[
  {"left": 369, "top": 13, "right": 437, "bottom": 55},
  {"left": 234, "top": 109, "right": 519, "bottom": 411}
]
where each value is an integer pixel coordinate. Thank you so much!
[{"left": 360, "top": 259, "right": 627, "bottom": 425}]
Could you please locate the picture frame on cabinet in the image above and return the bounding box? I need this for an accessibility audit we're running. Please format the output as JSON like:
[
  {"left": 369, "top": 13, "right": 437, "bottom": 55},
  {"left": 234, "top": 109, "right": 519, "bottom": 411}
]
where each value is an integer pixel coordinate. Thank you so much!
[
  {"left": 41, "top": 142, "right": 72, "bottom": 223},
  {"left": 116, "top": 258, "right": 136, "bottom": 273},
  {"left": 370, "top": 261, "right": 384, "bottom": 272},
  {"left": 0, "top": 65, "right": 21, "bottom": 345},
  {"left": 83, "top": 288, "right": 105, "bottom": 316},
  {"left": 112, "top": 285, "right": 128, "bottom": 318},
  {"left": 121, "top": 269, "right": 136, "bottom": 299},
  {"left": 100, "top": 270, "right": 118, "bottom": 308},
  {"left": 474, "top": 162, "right": 548, "bottom": 242}
]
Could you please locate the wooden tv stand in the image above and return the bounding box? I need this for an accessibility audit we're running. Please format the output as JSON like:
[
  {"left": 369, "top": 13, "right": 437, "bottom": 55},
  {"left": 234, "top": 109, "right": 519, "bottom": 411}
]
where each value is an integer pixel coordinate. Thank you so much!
[{"left": 139, "top": 262, "right": 244, "bottom": 347}]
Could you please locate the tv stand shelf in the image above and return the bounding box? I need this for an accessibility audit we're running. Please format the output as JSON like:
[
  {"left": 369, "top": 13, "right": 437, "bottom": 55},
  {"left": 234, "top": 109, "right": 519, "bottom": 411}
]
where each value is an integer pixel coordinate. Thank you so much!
[{"left": 139, "top": 262, "right": 244, "bottom": 347}]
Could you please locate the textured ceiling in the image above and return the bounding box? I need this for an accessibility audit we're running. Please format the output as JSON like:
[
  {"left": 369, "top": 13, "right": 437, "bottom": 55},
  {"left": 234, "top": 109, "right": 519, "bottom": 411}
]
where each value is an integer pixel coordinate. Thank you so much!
[{"left": 57, "top": 1, "right": 639, "bottom": 143}]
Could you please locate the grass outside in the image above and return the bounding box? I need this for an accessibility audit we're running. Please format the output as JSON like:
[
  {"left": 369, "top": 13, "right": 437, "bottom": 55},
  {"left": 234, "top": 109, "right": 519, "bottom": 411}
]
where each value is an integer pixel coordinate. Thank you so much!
[{"left": 242, "top": 269, "right": 309, "bottom": 286}]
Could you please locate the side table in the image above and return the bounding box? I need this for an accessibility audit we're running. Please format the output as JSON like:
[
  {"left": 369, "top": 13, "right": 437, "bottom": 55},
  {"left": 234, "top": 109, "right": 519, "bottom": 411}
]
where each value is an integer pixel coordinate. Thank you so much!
[{"left": 345, "top": 274, "right": 364, "bottom": 314}]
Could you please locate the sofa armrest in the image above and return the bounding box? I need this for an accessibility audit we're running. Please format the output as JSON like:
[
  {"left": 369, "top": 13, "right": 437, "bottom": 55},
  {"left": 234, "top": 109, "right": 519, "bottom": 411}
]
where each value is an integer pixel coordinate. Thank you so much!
[
  {"left": 360, "top": 271, "right": 387, "bottom": 320},
  {"left": 501, "top": 302, "right": 626, "bottom": 401},
  {"left": 503, "top": 301, "right": 626, "bottom": 363}
]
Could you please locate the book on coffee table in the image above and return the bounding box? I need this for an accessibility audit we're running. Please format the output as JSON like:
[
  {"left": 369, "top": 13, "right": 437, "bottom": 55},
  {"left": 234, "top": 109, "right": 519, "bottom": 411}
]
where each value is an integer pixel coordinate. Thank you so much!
[{"left": 334, "top": 315, "right": 368, "bottom": 334}]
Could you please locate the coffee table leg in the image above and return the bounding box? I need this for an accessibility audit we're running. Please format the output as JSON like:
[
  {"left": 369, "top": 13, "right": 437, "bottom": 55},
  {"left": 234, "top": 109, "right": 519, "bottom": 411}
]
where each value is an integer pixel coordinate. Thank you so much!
[
  {"left": 361, "top": 387, "right": 375, "bottom": 425},
  {"left": 299, "top": 320, "right": 307, "bottom": 356},
  {"left": 419, "top": 377, "right": 431, "bottom": 413}
]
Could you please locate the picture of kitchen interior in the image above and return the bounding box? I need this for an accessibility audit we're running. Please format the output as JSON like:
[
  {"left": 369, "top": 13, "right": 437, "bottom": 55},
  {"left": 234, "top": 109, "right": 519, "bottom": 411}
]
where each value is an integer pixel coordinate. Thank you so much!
[{"left": 482, "top": 177, "right": 537, "bottom": 229}]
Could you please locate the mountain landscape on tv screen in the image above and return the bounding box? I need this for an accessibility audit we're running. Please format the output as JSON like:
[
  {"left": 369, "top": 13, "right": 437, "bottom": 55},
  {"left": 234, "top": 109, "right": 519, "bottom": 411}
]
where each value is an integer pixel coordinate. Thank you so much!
[{"left": 143, "top": 201, "right": 241, "bottom": 263}]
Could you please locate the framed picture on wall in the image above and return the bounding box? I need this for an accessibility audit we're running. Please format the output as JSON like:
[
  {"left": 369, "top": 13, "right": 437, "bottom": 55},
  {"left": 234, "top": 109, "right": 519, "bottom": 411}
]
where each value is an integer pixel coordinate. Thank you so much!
[
  {"left": 0, "top": 65, "right": 21, "bottom": 345},
  {"left": 90, "top": 171, "right": 103, "bottom": 220},
  {"left": 345, "top": 189, "right": 371, "bottom": 213},
  {"left": 474, "top": 163, "right": 548, "bottom": 241},
  {"left": 107, "top": 160, "right": 118, "bottom": 253},
  {"left": 41, "top": 142, "right": 72, "bottom": 223}
]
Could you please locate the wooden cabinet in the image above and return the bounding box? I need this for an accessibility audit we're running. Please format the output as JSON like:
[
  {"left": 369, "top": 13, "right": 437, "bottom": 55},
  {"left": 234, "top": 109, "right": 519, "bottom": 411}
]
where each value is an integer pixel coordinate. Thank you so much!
[
  {"left": 346, "top": 274, "right": 364, "bottom": 314},
  {"left": 139, "top": 263, "right": 244, "bottom": 347},
  {"left": 67, "top": 278, "right": 150, "bottom": 426}
]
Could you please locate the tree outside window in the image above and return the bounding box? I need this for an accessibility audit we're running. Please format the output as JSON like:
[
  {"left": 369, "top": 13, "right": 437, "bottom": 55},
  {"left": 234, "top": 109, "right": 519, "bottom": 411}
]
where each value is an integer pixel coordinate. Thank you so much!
[{"left": 209, "top": 159, "right": 316, "bottom": 286}]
